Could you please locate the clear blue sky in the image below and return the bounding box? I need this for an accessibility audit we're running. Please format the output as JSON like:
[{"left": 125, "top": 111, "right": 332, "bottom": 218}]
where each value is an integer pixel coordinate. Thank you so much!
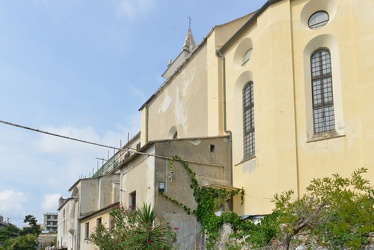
[{"left": 0, "top": 0, "right": 264, "bottom": 228}]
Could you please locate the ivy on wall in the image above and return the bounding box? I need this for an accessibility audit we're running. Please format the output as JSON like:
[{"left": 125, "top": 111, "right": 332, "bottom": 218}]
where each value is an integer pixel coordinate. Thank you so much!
[
  {"left": 160, "top": 155, "right": 245, "bottom": 248},
  {"left": 159, "top": 157, "right": 374, "bottom": 249}
]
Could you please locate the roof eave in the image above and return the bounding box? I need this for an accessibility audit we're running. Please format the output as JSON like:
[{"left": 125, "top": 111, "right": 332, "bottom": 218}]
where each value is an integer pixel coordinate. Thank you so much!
[{"left": 217, "top": 0, "right": 281, "bottom": 55}]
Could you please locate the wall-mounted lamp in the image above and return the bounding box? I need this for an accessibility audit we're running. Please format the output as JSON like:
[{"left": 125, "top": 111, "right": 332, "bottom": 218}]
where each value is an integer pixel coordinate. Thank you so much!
[{"left": 158, "top": 182, "right": 165, "bottom": 192}]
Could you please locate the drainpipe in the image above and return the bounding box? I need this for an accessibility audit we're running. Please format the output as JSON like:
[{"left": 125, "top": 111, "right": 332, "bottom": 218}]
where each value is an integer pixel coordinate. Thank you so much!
[
  {"left": 140, "top": 94, "right": 155, "bottom": 144},
  {"left": 76, "top": 221, "right": 80, "bottom": 250},
  {"left": 145, "top": 103, "right": 149, "bottom": 144},
  {"left": 217, "top": 50, "right": 233, "bottom": 186}
]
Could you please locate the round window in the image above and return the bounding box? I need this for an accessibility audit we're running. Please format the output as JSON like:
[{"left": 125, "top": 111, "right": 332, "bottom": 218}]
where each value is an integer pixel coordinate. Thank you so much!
[
  {"left": 242, "top": 48, "right": 253, "bottom": 66},
  {"left": 308, "top": 11, "right": 329, "bottom": 30}
]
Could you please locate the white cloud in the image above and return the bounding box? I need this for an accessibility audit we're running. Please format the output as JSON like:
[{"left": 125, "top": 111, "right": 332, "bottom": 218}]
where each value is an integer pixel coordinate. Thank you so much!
[
  {"left": 36, "top": 125, "right": 101, "bottom": 155},
  {"left": 0, "top": 190, "right": 27, "bottom": 220},
  {"left": 114, "top": 0, "right": 156, "bottom": 20},
  {"left": 34, "top": 125, "right": 115, "bottom": 180},
  {"left": 41, "top": 193, "right": 61, "bottom": 212},
  {"left": 0, "top": 122, "right": 140, "bottom": 227}
]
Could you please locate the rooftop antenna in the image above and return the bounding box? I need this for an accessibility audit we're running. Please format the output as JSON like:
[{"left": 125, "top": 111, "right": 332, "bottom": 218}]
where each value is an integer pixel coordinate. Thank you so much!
[{"left": 187, "top": 16, "right": 192, "bottom": 29}]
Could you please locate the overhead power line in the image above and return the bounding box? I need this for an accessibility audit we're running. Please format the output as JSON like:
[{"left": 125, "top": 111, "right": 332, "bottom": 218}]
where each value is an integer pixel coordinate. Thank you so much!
[
  {"left": 0, "top": 119, "right": 120, "bottom": 150},
  {"left": 0, "top": 119, "right": 226, "bottom": 169}
]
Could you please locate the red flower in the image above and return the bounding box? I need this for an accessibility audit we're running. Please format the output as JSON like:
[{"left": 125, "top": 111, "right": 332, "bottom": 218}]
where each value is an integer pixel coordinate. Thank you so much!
[
  {"left": 147, "top": 240, "right": 152, "bottom": 244},
  {"left": 174, "top": 227, "right": 179, "bottom": 230}
]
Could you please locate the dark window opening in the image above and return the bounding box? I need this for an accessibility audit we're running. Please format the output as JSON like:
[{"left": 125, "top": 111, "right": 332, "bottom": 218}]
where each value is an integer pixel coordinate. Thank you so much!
[
  {"left": 210, "top": 144, "right": 215, "bottom": 153},
  {"left": 96, "top": 217, "right": 102, "bottom": 227},
  {"left": 129, "top": 191, "right": 136, "bottom": 210},
  {"left": 84, "top": 222, "right": 89, "bottom": 239},
  {"left": 109, "top": 215, "right": 115, "bottom": 231}
]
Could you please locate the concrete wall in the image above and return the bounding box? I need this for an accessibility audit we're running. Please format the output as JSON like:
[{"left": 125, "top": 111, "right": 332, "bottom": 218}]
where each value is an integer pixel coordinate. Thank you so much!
[
  {"left": 120, "top": 145, "right": 156, "bottom": 209},
  {"left": 57, "top": 199, "right": 77, "bottom": 250},
  {"left": 57, "top": 174, "right": 119, "bottom": 250},
  {"left": 119, "top": 136, "right": 230, "bottom": 249},
  {"left": 163, "top": 213, "right": 202, "bottom": 250},
  {"left": 154, "top": 137, "right": 231, "bottom": 213},
  {"left": 98, "top": 175, "right": 120, "bottom": 209},
  {"left": 79, "top": 179, "right": 99, "bottom": 216},
  {"left": 38, "top": 234, "right": 56, "bottom": 249},
  {"left": 154, "top": 137, "right": 230, "bottom": 250}
]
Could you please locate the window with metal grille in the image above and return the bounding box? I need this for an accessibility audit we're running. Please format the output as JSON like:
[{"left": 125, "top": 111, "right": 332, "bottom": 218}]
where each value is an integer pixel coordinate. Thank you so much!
[
  {"left": 243, "top": 81, "right": 255, "bottom": 157},
  {"left": 311, "top": 49, "right": 335, "bottom": 134}
]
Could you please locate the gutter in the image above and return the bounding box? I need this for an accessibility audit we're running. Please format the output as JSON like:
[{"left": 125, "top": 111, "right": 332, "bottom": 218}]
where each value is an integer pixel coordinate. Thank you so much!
[
  {"left": 217, "top": 0, "right": 280, "bottom": 55},
  {"left": 146, "top": 103, "right": 149, "bottom": 143},
  {"left": 139, "top": 94, "right": 155, "bottom": 144},
  {"left": 216, "top": 50, "right": 233, "bottom": 186}
]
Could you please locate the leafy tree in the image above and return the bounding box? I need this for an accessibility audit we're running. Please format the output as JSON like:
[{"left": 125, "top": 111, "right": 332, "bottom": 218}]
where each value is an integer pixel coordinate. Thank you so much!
[
  {"left": 0, "top": 223, "right": 20, "bottom": 246},
  {"left": 0, "top": 215, "right": 42, "bottom": 250},
  {"left": 20, "top": 215, "right": 41, "bottom": 236},
  {"left": 2, "top": 234, "right": 38, "bottom": 250},
  {"left": 235, "top": 211, "right": 280, "bottom": 248},
  {"left": 90, "top": 203, "right": 177, "bottom": 250},
  {"left": 273, "top": 168, "right": 374, "bottom": 249}
]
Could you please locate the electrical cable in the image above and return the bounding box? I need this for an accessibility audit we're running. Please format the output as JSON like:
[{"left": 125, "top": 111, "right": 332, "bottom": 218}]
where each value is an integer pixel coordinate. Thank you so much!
[
  {"left": 0, "top": 119, "right": 120, "bottom": 150},
  {"left": 0, "top": 119, "right": 225, "bottom": 170}
]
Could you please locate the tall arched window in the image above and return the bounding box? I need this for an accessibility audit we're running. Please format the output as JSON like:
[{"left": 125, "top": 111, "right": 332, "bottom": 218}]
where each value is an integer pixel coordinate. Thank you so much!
[
  {"left": 311, "top": 49, "right": 335, "bottom": 134},
  {"left": 243, "top": 81, "right": 255, "bottom": 158}
]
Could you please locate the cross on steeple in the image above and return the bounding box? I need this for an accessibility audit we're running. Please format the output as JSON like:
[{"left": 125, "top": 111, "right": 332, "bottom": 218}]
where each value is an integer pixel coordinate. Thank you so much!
[{"left": 187, "top": 16, "right": 192, "bottom": 29}]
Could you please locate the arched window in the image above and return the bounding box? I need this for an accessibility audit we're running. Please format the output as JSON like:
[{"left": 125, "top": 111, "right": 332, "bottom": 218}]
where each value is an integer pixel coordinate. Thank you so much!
[
  {"left": 311, "top": 49, "right": 335, "bottom": 134},
  {"left": 168, "top": 126, "right": 178, "bottom": 139},
  {"left": 243, "top": 81, "right": 255, "bottom": 158}
]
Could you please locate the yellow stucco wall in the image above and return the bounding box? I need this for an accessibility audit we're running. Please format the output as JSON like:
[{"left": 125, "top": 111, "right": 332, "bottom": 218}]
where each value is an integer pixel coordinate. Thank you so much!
[
  {"left": 138, "top": 0, "right": 373, "bottom": 217},
  {"left": 139, "top": 14, "right": 255, "bottom": 144},
  {"left": 144, "top": 45, "right": 210, "bottom": 142},
  {"left": 80, "top": 211, "right": 113, "bottom": 250},
  {"left": 221, "top": 0, "right": 374, "bottom": 215}
]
